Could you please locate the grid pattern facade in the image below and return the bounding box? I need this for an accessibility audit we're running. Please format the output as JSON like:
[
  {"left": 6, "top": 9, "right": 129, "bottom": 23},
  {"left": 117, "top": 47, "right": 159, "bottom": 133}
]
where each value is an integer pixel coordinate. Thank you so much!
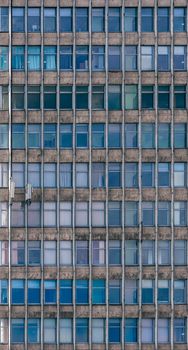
[{"left": 0, "top": 0, "right": 188, "bottom": 349}]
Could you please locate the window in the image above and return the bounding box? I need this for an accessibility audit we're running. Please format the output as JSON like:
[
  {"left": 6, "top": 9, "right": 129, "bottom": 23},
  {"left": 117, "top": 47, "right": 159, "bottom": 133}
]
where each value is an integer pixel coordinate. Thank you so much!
[
  {"left": 44, "top": 280, "right": 56, "bottom": 304},
  {"left": 12, "top": 8, "right": 24, "bottom": 32},
  {"left": 28, "top": 163, "right": 40, "bottom": 187},
  {"left": 158, "top": 319, "right": 170, "bottom": 343},
  {"left": 141, "top": 46, "right": 154, "bottom": 71},
  {"left": 60, "top": 280, "right": 72, "bottom": 304},
  {"left": 76, "top": 124, "right": 88, "bottom": 147},
  {"left": 0, "top": 47, "right": 8, "bottom": 70},
  {"left": 12, "top": 124, "right": 25, "bottom": 149},
  {"left": 174, "top": 8, "right": 186, "bottom": 32},
  {"left": 60, "top": 86, "right": 72, "bottom": 109},
  {"left": 125, "top": 85, "right": 138, "bottom": 109},
  {"left": 141, "top": 8, "right": 153, "bottom": 32},
  {"left": 174, "top": 240, "right": 187, "bottom": 265},
  {"left": 44, "top": 86, "right": 56, "bottom": 109},
  {"left": 125, "top": 163, "right": 138, "bottom": 188},
  {"left": 60, "top": 163, "right": 72, "bottom": 188},
  {"left": 60, "top": 8, "right": 72, "bottom": 32},
  {"left": 92, "top": 86, "right": 104, "bottom": 109},
  {"left": 0, "top": 86, "right": 8, "bottom": 110},
  {"left": 60, "top": 241, "right": 72, "bottom": 265},
  {"left": 0, "top": 203, "right": 8, "bottom": 227},
  {"left": 108, "top": 8, "right": 121, "bottom": 32},
  {"left": 174, "top": 46, "right": 187, "bottom": 70},
  {"left": 142, "top": 202, "right": 155, "bottom": 226},
  {"left": 174, "top": 319, "right": 186, "bottom": 343},
  {"left": 0, "top": 8, "right": 8, "bottom": 32},
  {"left": 109, "top": 280, "right": 121, "bottom": 304},
  {"left": 158, "top": 123, "right": 170, "bottom": 148},
  {"left": 76, "top": 86, "right": 88, "bottom": 109},
  {"left": 0, "top": 242, "right": 8, "bottom": 266},
  {"left": 125, "top": 124, "right": 138, "bottom": 148},
  {"left": 108, "top": 163, "right": 121, "bottom": 188},
  {"left": 28, "top": 280, "right": 40, "bottom": 304},
  {"left": 174, "top": 202, "right": 187, "bottom": 226},
  {"left": 141, "top": 86, "right": 154, "bottom": 109},
  {"left": 158, "top": 8, "right": 170, "bottom": 31},
  {"left": 0, "top": 280, "right": 7, "bottom": 304},
  {"left": 125, "top": 318, "right": 137, "bottom": 343},
  {"left": 92, "top": 202, "right": 105, "bottom": 227},
  {"left": 141, "top": 319, "right": 154, "bottom": 343},
  {"left": 109, "top": 240, "right": 121, "bottom": 265},
  {"left": 142, "top": 240, "right": 155, "bottom": 265},
  {"left": 158, "top": 163, "right": 170, "bottom": 187},
  {"left": 92, "top": 319, "right": 105, "bottom": 343},
  {"left": 76, "top": 319, "right": 88, "bottom": 343},
  {"left": 12, "top": 163, "right": 24, "bottom": 188},
  {"left": 11, "top": 280, "right": 24, "bottom": 304},
  {"left": 158, "top": 85, "right": 170, "bottom": 108},
  {"left": 108, "top": 202, "right": 121, "bottom": 226},
  {"left": 92, "top": 8, "right": 104, "bottom": 32},
  {"left": 44, "top": 8, "right": 56, "bottom": 32},
  {"left": 28, "top": 125, "right": 41, "bottom": 148},
  {"left": 142, "top": 280, "right": 154, "bottom": 304},
  {"left": 141, "top": 124, "right": 155, "bottom": 148},
  {"left": 12, "top": 86, "right": 24, "bottom": 109},
  {"left": 28, "top": 86, "right": 40, "bottom": 109},
  {"left": 125, "top": 8, "right": 137, "bottom": 32},
  {"left": 174, "top": 124, "right": 187, "bottom": 148},
  {"left": 158, "top": 202, "right": 170, "bottom": 226},
  {"left": 174, "top": 163, "right": 186, "bottom": 187},
  {"left": 158, "top": 46, "right": 170, "bottom": 71},
  {"left": 44, "top": 46, "right": 56, "bottom": 70},
  {"left": 60, "top": 124, "right": 72, "bottom": 148},
  {"left": 142, "top": 163, "right": 154, "bottom": 187},
  {"left": 11, "top": 241, "right": 24, "bottom": 265},
  {"left": 28, "top": 46, "right": 40, "bottom": 71},
  {"left": 60, "top": 319, "right": 72, "bottom": 343},
  {"left": 28, "top": 202, "right": 41, "bottom": 227},
  {"left": 158, "top": 280, "right": 170, "bottom": 304},
  {"left": 108, "top": 85, "right": 121, "bottom": 110},
  {"left": 0, "top": 319, "right": 8, "bottom": 344},
  {"left": 92, "top": 46, "right": 105, "bottom": 71},
  {"left": 44, "top": 163, "right": 56, "bottom": 188},
  {"left": 125, "top": 280, "right": 138, "bottom": 304},
  {"left": 76, "top": 280, "right": 89, "bottom": 304},
  {"left": 158, "top": 241, "right": 170, "bottom": 265},
  {"left": 76, "top": 202, "right": 88, "bottom": 227},
  {"left": 92, "top": 124, "right": 105, "bottom": 148},
  {"left": 92, "top": 163, "right": 105, "bottom": 188},
  {"left": 44, "top": 319, "right": 56, "bottom": 343},
  {"left": 60, "top": 202, "right": 72, "bottom": 227},
  {"left": 11, "top": 203, "right": 24, "bottom": 227},
  {"left": 76, "top": 8, "right": 88, "bottom": 32},
  {"left": 108, "top": 46, "right": 121, "bottom": 71},
  {"left": 43, "top": 202, "right": 56, "bottom": 227},
  {"left": 174, "top": 85, "right": 186, "bottom": 109},
  {"left": 109, "top": 319, "right": 121, "bottom": 343},
  {"left": 60, "top": 46, "right": 72, "bottom": 70},
  {"left": 174, "top": 280, "right": 186, "bottom": 304},
  {"left": 76, "top": 46, "right": 88, "bottom": 70},
  {"left": 125, "top": 202, "right": 138, "bottom": 227},
  {"left": 125, "top": 46, "right": 137, "bottom": 71},
  {"left": 0, "top": 163, "right": 8, "bottom": 188},
  {"left": 44, "top": 124, "right": 56, "bottom": 148},
  {"left": 92, "top": 280, "right": 105, "bottom": 304},
  {"left": 28, "top": 241, "right": 40, "bottom": 265},
  {"left": 108, "top": 124, "right": 121, "bottom": 148},
  {"left": 92, "top": 241, "right": 105, "bottom": 265},
  {"left": 28, "top": 319, "right": 40, "bottom": 344},
  {"left": 12, "top": 46, "right": 24, "bottom": 70},
  {"left": 44, "top": 241, "right": 56, "bottom": 265},
  {"left": 76, "top": 241, "right": 88, "bottom": 265},
  {"left": 11, "top": 319, "right": 24, "bottom": 343},
  {"left": 125, "top": 240, "right": 138, "bottom": 265},
  {"left": 28, "top": 8, "right": 40, "bottom": 32}
]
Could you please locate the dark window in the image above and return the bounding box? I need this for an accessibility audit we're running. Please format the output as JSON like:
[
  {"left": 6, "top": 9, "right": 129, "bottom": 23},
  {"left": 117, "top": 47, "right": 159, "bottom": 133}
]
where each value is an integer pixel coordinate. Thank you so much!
[
  {"left": 28, "top": 8, "right": 40, "bottom": 32},
  {"left": 158, "top": 85, "right": 170, "bottom": 109},
  {"left": 174, "top": 86, "right": 186, "bottom": 109},
  {"left": 76, "top": 46, "right": 88, "bottom": 70},
  {"left": 44, "top": 86, "right": 56, "bottom": 109},
  {"left": 44, "top": 124, "right": 56, "bottom": 148},
  {"left": 60, "top": 8, "right": 72, "bottom": 32},
  {"left": 0, "top": 7, "right": 8, "bottom": 32},
  {"left": 11, "top": 280, "right": 24, "bottom": 304},
  {"left": 60, "top": 46, "right": 72, "bottom": 70},
  {"left": 141, "top": 8, "right": 153, "bottom": 32},
  {"left": 60, "top": 86, "right": 72, "bottom": 109},
  {"left": 76, "top": 319, "right": 88, "bottom": 343},
  {"left": 108, "top": 8, "right": 121, "bottom": 32},
  {"left": 12, "top": 85, "right": 24, "bottom": 109},
  {"left": 141, "top": 86, "right": 154, "bottom": 109},
  {"left": 60, "top": 124, "right": 72, "bottom": 148},
  {"left": 28, "top": 280, "right": 40, "bottom": 304},
  {"left": 60, "top": 280, "right": 72, "bottom": 304},
  {"left": 76, "top": 8, "right": 88, "bottom": 32},
  {"left": 76, "top": 124, "right": 88, "bottom": 148},
  {"left": 12, "top": 8, "right": 24, "bottom": 32},
  {"left": 108, "top": 85, "right": 121, "bottom": 110},
  {"left": 76, "top": 280, "right": 88, "bottom": 304},
  {"left": 76, "top": 86, "right": 88, "bottom": 109},
  {"left": 109, "top": 319, "right": 121, "bottom": 343},
  {"left": 158, "top": 8, "right": 170, "bottom": 32},
  {"left": 92, "top": 86, "right": 104, "bottom": 109},
  {"left": 44, "top": 8, "right": 56, "bottom": 32},
  {"left": 108, "top": 163, "right": 121, "bottom": 188},
  {"left": 27, "top": 86, "right": 40, "bottom": 109},
  {"left": 174, "top": 8, "right": 186, "bottom": 32}
]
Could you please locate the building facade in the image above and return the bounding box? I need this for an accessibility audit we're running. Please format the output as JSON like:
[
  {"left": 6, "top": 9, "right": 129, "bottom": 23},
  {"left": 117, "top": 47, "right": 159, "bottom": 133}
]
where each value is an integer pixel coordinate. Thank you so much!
[{"left": 0, "top": 0, "right": 188, "bottom": 348}]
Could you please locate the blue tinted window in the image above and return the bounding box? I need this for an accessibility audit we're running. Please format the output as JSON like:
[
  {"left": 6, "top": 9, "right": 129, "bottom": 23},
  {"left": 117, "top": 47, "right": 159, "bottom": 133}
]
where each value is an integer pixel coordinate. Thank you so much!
[
  {"left": 60, "top": 280, "right": 72, "bottom": 304},
  {"left": 44, "top": 124, "right": 56, "bottom": 148},
  {"left": 92, "top": 280, "right": 105, "bottom": 304},
  {"left": 76, "top": 280, "right": 89, "bottom": 304},
  {"left": 28, "top": 280, "right": 40, "bottom": 304},
  {"left": 11, "top": 280, "right": 24, "bottom": 304}
]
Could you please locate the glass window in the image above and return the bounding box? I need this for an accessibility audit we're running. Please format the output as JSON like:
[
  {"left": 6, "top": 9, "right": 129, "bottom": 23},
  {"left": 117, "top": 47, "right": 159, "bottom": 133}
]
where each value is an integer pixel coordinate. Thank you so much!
[
  {"left": 76, "top": 318, "right": 88, "bottom": 343},
  {"left": 125, "top": 240, "right": 138, "bottom": 265},
  {"left": 158, "top": 163, "right": 170, "bottom": 187},
  {"left": 44, "top": 124, "right": 56, "bottom": 148},
  {"left": 92, "top": 85, "right": 104, "bottom": 109},
  {"left": 109, "top": 319, "right": 121, "bottom": 343},
  {"left": 0, "top": 163, "right": 8, "bottom": 187},
  {"left": 76, "top": 124, "right": 88, "bottom": 147},
  {"left": 0, "top": 280, "right": 7, "bottom": 304},
  {"left": 125, "top": 202, "right": 138, "bottom": 227},
  {"left": 125, "top": 8, "right": 137, "bottom": 32},
  {"left": 125, "top": 124, "right": 138, "bottom": 148},
  {"left": 28, "top": 202, "right": 41, "bottom": 227},
  {"left": 125, "top": 279, "right": 138, "bottom": 304},
  {"left": 0, "top": 241, "right": 8, "bottom": 266},
  {"left": 28, "top": 163, "right": 40, "bottom": 187},
  {"left": 60, "top": 319, "right": 72, "bottom": 343},
  {"left": 60, "top": 8, "right": 72, "bottom": 32},
  {"left": 0, "top": 8, "right": 8, "bottom": 32},
  {"left": 75, "top": 8, "right": 88, "bottom": 32},
  {"left": 0, "top": 203, "right": 8, "bottom": 227},
  {"left": 44, "top": 241, "right": 56, "bottom": 265},
  {"left": 92, "top": 46, "right": 105, "bottom": 71},
  {"left": 141, "top": 319, "right": 154, "bottom": 343},
  {"left": 92, "top": 163, "right": 105, "bottom": 188},
  {"left": 76, "top": 86, "right": 88, "bottom": 109},
  {"left": 44, "top": 8, "right": 56, "bottom": 32},
  {"left": 158, "top": 319, "right": 170, "bottom": 343},
  {"left": 76, "top": 241, "right": 88, "bottom": 265},
  {"left": 158, "top": 202, "right": 171, "bottom": 226},
  {"left": 12, "top": 163, "right": 24, "bottom": 188},
  {"left": 28, "top": 319, "right": 40, "bottom": 344},
  {"left": 28, "top": 280, "right": 40, "bottom": 304},
  {"left": 92, "top": 8, "right": 104, "bottom": 32},
  {"left": 108, "top": 163, "right": 121, "bottom": 188},
  {"left": 108, "top": 8, "right": 121, "bottom": 32},
  {"left": 142, "top": 240, "right": 155, "bottom": 265},
  {"left": 60, "top": 280, "right": 72, "bottom": 304},
  {"left": 60, "top": 241, "right": 72, "bottom": 265},
  {"left": 92, "top": 280, "right": 105, "bottom": 304},
  {"left": 75, "top": 202, "right": 88, "bottom": 227},
  {"left": 44, "top": 46, "right": 56, "bottom": 70},
  {"left": 0, "top": 86, "right": 8, "bottom": 110},
  {"left": 43, "top": 202, "right": 56, "bottom": 227},
  {"left": 174, "top": 46, "right": 187, "bottom": 70},
  {"left": 125, "top": 85, "right": 138, "bottom": 109},
  {"left": 158, "top": 241, "right": 170, "bottom": 265},
  {"left": 11, "top": 202, "right": 24, "bottom": 227},
  {"left": 158, "top": 8, "right": 170, "bottom": 32},
  {"left": 174, "top": 8, "right": 186, "bottom": 32},
  {"left": 141, "top": 46, "right": 154, "bottom": 70},
  {"left": 125, "top": 163, "right": 138, "bottom": 188},
  {"left": 12, "top": 85, "right": 24, "bottom": 109},
  {"left": 0, "top": 47, "right": 8, "bottom": 71},
  {"left": 174, "top": 319, "right": 186, "bottom": 343},
  {"left": 28, "top": 85, "right": 40, "bottom": 109},
  {"left": 28, "top": 46, "right": 40, "bottom": 71},
  {"left": 158, "top": 46, "right": 170, "bottom": 71},
  {"left": 44, "top": 319, "right": 56, "bottom": 343},
  {"left": 174, "top": 85, "right": 186, "bottom": 109},
  {"left": 60, "top": 46, "right": 72, "bottom": 70},
  {"left": 44, "top": 86, "right": 56, "bottom": 109},
  {"left": 158, "top": 123, "right": 171, "bottom": 148},
  {"left": 141, "top": 8, "right": 153, "bottom": 32},
  {"left": 12, "top": 124, "right": 25, "bottom": 149},
  {"left": 28, "top": 8, "right": 40, "bottom": 32},
  {"left": 44, "top": 280, "right": 56, "bottom": 304},
  {"left": 109, "top": 280, "right": 121, "bottom": 304},
  {"left": 158, "top": 280, "right": 170, "bottom": 304},
  {"left": 142, "top": 280, "right": 154, "bottom": 304},
  {"left": 60, "top": 86, "right": 72, "bottom": 109},
  {"left": 12, "top": 8, "right": 24, "bottom": 32},
  {"left": 60, "top": 124, "right": 72, "bottom": 148},
  {"left": 12, "top": 46, "right": 24, "bottom": 70},
  {"left": 108, "top": 201, "right": 121, "bottom": 226},
  {"left": 11, "top": 319, "right": 24, "bottom": 343},
  {"left": 108, "top": 124, "right": 121, "bottom": 148},
  {"left": 174, "top": 163, "right": 186, "bottom": 187},
  {"left": 174, "top": 123, "right": 187, "bottom": 148},
  {"left": 92, "top": 319, "right": 105, "bottom": 343},
  {"left": 108, "top": 46, "right": 121, "bottom": 71},
  {"left": 11, "top": 241, "right": 25, "bottom": 265},
  {"left": 92, "top": 202, "right": 105, "bottom": 227},
  {"left": 28, "top": 125, "right": 41, "bottom": 148},
  {"left": 125, "top": 318, "right": 138, "bottom": 343},
  {"left": 142, "top": 163, "right": 154, "bottom": 187},
  {"left": 92, "top": 124, "right": 105, "bottom": 148},
  {"left": 60, "top": 163, "right": 72, "bottom": 188},
  {"left": 0, "top": 318, "right": 8, "bottom": 344},
  {"left": 174, "top": 280, "right": 186, "bottom": 304},
  {"left": 60, "top": 202, "right": 72, "bottom": 227},
  {"left": 141, "top": 86, "right": 154, "bottom": 109},
  {"left": 11, "top": 280, "right": 24, "bottom": 304},
  {"left": 109, "top": 240, "right": 121, "bottom": 265},
  {"left": 158, "top": 85, "right": 170, "bottom": 108},
  {"left": 108, "top": 85, "right": 121, "bottom": 110},
  {"left": 28, "top": 241, "right": 40, "bottom": 265},
  {"left": 125, "top": 46, "right": 137, "bottom": 71},
  {"left": 174, "top": 240, "right": 187, "bottom": 265},
  {"left": 76, "top": 46, "right": 88, "bottom": 70},
  {"left": 141, "top": 124, "right": 155, "bottom": 148},
  {"left": 92, "top": 241, "right": 105, "bottom": 265},
  {"left": 44, "top": 163, "right": 56, "bottom": 188},
  {"left": 142, "top": 202, "right": 155, "bottom": 226}
]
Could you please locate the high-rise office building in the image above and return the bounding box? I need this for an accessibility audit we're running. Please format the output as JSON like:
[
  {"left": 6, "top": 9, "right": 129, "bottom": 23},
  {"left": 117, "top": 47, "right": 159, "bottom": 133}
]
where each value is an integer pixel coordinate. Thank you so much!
[{"left": 0, "top": 0, "right": 188, "bottom": 347}]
